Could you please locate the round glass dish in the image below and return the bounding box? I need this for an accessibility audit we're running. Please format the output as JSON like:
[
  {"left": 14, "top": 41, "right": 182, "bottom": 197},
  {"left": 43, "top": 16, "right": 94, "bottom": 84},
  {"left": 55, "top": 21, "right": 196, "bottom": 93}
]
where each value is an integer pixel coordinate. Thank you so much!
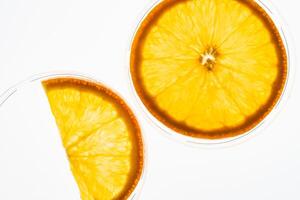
[
  {"left": 0, "top": 72, "right": 147, "bottom": 200},
  {"left": 128, "top": 0, "right": 295, "bottom": 147}
]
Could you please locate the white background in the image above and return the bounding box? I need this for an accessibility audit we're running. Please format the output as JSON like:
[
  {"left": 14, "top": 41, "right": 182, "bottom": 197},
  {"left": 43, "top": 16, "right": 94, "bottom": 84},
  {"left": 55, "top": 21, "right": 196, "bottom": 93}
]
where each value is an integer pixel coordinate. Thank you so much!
[{"left": 0, "top": 0, "right": 299, "bottom": 199}]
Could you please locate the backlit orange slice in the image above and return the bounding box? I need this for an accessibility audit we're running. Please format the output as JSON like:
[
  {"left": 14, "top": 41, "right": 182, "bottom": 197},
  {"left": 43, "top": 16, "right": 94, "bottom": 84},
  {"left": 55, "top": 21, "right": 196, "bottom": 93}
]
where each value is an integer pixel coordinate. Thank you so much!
[
  {"left": 43, "top": 78, "right": 143, "bottom": 200},
  {"left": 130, "top": 0, "right": 287, "bottom": 139}
]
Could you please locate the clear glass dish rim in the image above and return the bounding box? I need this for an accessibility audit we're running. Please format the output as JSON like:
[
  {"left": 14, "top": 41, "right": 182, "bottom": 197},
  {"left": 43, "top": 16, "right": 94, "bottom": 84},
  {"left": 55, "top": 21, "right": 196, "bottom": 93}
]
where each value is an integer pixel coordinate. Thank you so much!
[
  {"left": 0, "top": 72, "right": 148, "bottom": 200},
  {"left": 126, "top": 0, "right": 296, "bottom": 148}
]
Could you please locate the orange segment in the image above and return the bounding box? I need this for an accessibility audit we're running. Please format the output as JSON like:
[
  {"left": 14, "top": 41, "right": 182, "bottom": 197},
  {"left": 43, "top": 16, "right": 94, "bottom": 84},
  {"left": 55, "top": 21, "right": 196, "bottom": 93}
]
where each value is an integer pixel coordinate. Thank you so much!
[
  {"left": 130, "top": 0, "right": 287, "bottom": 139},
  {"left": 43, "top": 78, "right": 143, "bottom": 200}
]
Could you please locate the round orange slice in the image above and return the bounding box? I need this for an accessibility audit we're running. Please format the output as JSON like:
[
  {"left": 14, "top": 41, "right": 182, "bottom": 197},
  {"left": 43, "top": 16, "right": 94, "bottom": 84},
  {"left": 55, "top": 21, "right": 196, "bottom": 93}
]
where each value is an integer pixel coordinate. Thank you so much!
[
  {"left": 130, "top": 0, "right": 287, "bottom": 139},
  {"left": 43, "top": 78, "right": 144, "bottom": 200}
]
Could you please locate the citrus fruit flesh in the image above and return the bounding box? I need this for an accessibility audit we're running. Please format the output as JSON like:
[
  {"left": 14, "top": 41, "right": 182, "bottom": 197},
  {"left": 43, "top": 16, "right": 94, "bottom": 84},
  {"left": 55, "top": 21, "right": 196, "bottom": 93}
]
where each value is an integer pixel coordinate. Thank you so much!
[
  {"left": 130, "top": 0, "right": 287, "bottom": 139},
  {"left": 43, "top": 78, "right": 143, "bottom": 200}
]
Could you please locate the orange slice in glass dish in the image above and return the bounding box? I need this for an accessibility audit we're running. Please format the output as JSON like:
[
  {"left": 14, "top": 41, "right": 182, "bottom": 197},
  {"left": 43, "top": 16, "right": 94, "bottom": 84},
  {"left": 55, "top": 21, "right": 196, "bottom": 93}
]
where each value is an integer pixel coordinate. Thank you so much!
[
  {"left": 43, "top": 78, "right": 144, "bottom": 200},
  {"left": 130, "top": 0, "right": 287, "bottom": 140}
]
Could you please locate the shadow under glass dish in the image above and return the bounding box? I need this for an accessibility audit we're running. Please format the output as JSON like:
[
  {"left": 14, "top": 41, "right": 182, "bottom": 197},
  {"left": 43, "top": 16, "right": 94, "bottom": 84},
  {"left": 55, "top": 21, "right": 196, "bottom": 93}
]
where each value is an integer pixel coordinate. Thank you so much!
[
  {"left": 129, "top": 0, "right": 293, "bottom": 146},
  {"left": 0, "top": 73, "right": 145, "bottom": 200}
]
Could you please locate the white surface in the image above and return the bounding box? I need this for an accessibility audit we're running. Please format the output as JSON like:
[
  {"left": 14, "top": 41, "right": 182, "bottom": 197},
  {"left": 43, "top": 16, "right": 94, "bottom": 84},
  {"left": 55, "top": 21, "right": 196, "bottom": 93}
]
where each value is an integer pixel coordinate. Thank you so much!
[{"left": 0, "top": 0, "right": 299, "bottom": 199}]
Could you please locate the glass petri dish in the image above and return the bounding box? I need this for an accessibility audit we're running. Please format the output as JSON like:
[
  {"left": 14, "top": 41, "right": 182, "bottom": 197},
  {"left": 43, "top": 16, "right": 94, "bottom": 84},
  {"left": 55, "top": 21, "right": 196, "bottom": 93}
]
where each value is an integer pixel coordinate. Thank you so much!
[
  {"left": 0, "top": 72, "right": 147, "bottom": 200},
  {"left": 128, "top": 0, "right": 295, "bottom": 147}
]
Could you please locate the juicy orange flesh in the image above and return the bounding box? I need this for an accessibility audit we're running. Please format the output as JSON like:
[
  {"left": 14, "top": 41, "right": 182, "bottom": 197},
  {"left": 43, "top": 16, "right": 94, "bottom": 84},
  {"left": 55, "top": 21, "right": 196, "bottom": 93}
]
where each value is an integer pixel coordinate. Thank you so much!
[
  {"left": 133, "top": 0, "right": 285, "bottom": 134},
  {"left": 43, "top": 79, "right": 142, "bottom": 200}
]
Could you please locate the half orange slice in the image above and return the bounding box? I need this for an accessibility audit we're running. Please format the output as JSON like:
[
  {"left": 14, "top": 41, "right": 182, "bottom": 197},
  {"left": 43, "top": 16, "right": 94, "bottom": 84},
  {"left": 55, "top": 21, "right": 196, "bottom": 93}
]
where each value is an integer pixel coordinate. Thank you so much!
[
  {"left": 43, "top": 78, "right": 143, "bottom": 200},
  {"left": 130, "top": 0, "right": 287, "bottom": 139}
]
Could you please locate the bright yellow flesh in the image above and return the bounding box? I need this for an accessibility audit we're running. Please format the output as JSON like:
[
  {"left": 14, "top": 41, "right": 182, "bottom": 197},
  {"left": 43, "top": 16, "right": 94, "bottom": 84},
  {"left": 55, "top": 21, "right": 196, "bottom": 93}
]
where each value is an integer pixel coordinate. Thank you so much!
[
  {"left": 43, "top": 79, "right": 142, "bottom": 200},
  {"left": 135, "top": 0, "right": 283, "bottom": 133}
]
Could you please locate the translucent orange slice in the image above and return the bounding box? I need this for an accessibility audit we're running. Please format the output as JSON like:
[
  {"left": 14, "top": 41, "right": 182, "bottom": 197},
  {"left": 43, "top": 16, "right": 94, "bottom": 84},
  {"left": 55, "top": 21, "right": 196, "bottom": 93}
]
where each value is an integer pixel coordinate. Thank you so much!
[
  {"left": 130, "top": 0, "right": 287, "bottom": 139},
  {"left": 43, "top": 78, "right": 143, "bottom": 200}
]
